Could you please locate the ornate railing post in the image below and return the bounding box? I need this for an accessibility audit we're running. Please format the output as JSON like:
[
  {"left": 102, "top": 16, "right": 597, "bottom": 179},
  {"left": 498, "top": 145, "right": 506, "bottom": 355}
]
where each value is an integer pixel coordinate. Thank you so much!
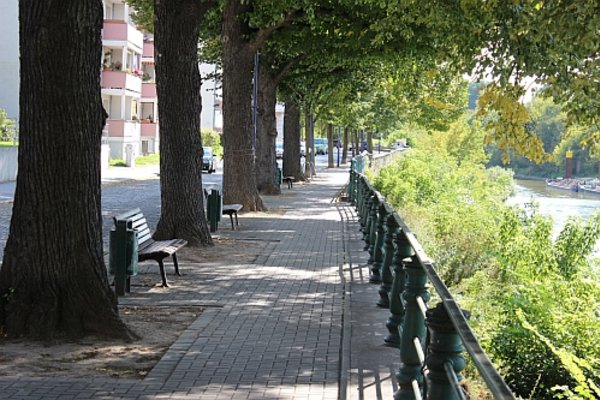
[
  {"left": 370, "top": 201, "right": 387, "bottom": 284},
  {"left": 367, "top": 194, "right": 380, "bottom": 263},
  {"left": 353, "top": 164, "right": 361, "bottom": 203},
  {"left": 394, "top": 256, "right": 430, "bottom": 400},
  {"left": 348, "top": 161, "right": 355, "bottom": 203},
  {"left": 377, "top": 212, "right": 399, "bottom": 308},
  {"left": 426, "top": 302, "right": 469, "bottom": 400},
  {"left": 362, "top": 192, "right": 374, "bottom": 244},
  {"left": 355, "top": 175, "right": 365, "bottom": 218},
  {"left": 358, "top": 181, "right": 370, "bottom": 235},
  {"left": 357, "top": 179, "right": 367, "bottom": 230},
  {"left": 384, "top": 230, "right": 413, "bottom": 346}
]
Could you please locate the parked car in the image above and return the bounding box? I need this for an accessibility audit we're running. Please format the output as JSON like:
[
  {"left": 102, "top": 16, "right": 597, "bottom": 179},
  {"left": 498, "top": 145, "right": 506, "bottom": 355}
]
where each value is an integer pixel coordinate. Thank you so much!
[
  {"left": 314, "top": 138, "right": 328, "bottom": 155},
  {"left": 202, "top": 146, "right": 215, "bottom": 173},
  {"left": 276, "top": 142, "right": 284, "bottom": 159}
]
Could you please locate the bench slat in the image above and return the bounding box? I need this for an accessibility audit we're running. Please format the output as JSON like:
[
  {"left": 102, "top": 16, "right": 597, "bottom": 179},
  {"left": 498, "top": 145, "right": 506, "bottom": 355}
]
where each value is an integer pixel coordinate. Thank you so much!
[
  {"left": 139, "top": 239, "right": 187, "bottom": 257},
  {"left": 222, "top": 204, "right": 243, "bottom": 212}
]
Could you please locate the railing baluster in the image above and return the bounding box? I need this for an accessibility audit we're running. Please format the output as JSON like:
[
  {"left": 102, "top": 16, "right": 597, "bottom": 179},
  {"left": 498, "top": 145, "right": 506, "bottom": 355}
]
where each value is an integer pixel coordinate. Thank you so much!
[
  {"left": 426, "top": 302, "right": 469, "bottom": 400},
  {"left": 362, "top": 191, "right": 373, "bottom": 244},
  {"left": 356, "top": 177, "right": 366, "bottom": 227},
  {"left": 370, "top": 200, "right": 386, "bottom": 283},
  {"left": 385, "top": 229, "right": 413, "bottom": 347},
  {"left": 395, "top": 255, "right": 430, "bottom": 400},
  {"left": 377, "top": 212, "right": 399, "bottom": 308},
  {"left": 348, "top": 163, "right": 355, "bottom": 204},
  {"left": 367, "top": 194, "right": 379, "bottom": 260}
]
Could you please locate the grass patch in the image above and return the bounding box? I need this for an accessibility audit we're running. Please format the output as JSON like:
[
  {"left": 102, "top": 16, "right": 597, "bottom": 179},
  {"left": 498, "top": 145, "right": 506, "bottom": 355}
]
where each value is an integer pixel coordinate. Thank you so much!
[
  {"left": 135, "top": 153, "right": 159, "bottom": 166},
  {"left": 0, "top": 141, "right": 17, "bottom": 147},
  {"left": 109, "top": 159, "right": 127, "bottom": 167}
]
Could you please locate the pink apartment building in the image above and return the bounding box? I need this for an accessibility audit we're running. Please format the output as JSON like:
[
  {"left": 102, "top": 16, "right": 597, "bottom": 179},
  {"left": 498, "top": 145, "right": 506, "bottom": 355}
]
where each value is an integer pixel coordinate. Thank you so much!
[{"left": 101, "top": 0, "right": 158, "bottom": 162}]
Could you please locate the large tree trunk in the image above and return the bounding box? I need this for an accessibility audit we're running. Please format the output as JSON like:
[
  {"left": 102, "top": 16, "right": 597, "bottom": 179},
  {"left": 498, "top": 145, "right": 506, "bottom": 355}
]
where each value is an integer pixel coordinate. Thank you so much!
[
  {"left": 0, "top": 0, "right": 134, "bottom": 340},
  {"left": 327, "top": 123, "right": 334, "bottom": 168},
  {"left": 342, "top": 126, "right": 349, "bottom": 164},
  {"left": 153, "top": 0, "right": 213, "bottom": 246},
  {"left": 221, "top": 1, "right": 264, "bottom": 211},
  {"left": 256, "top": 65, "right": 280, "bottom": 195},
  {"left": 367, "top": 130, "right": 374, "bottom": 153},
  {"left": 283, "top": 101, "right": 304, "bottom": 180},
  {"left": 304, "top": 112, "right": 315, "bottom": 177}
]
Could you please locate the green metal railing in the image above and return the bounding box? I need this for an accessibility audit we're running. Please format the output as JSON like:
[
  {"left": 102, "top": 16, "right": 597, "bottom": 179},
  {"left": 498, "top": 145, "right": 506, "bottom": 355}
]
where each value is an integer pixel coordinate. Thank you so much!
[{"left": 348, "top": 166, "right": 515, "bottom": 400}]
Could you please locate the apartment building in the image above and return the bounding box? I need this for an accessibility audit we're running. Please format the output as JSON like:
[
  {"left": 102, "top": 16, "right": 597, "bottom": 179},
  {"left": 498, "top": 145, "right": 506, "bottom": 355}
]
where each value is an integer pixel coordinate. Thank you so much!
[
  {"left": 0, "top": 1, "right": 18, "bottom": 126},
  {"left": 101, "top": 0, "right": 158, "bottom": 162}
]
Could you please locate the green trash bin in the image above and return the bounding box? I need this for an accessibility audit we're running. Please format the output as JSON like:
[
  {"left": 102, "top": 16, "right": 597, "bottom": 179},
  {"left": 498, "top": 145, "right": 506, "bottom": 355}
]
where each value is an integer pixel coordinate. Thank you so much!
[
  {"left": 207, "top": 189, "right": 222, "bottom": 232},
  {"left": 109, "top": 226, "right": 138, "bottom": 276},
  {"left": 109, "top": 219, "right": 138, "bottom": 295}
]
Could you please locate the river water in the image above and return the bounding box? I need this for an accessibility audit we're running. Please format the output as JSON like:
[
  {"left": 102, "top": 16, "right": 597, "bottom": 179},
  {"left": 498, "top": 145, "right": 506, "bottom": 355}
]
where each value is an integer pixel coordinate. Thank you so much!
[
  {"left": 509, "top": 179, "right": 600, "bottom": 235},
  {"left": 510, "top": 179, "right": 600, "bottom": 264}
]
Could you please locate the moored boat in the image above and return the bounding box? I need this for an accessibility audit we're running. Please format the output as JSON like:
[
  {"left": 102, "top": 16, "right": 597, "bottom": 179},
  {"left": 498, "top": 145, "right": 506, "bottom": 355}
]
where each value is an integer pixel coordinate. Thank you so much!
[
  {"left": 578, "top": 179, "right": 600, "bottom": 195},
  {"left": 545, "top": 178, "right": 580, "bottom": 192}
]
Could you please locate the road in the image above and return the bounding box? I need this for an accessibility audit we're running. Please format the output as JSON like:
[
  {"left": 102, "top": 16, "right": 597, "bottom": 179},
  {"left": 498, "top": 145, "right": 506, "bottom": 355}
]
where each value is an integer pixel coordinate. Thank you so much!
[{"left": 0, "top": 154, "right": 332, "bottom": 260}]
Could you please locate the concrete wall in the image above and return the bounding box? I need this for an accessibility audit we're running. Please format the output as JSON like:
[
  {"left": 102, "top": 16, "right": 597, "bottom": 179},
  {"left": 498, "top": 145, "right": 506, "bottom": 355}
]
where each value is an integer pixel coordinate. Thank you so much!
[
  {"left": 367, "top": 149, "right": 405, "bottom": 174},
  {"left": 0, "top": 146, "right": 18, "bottom": 182}
]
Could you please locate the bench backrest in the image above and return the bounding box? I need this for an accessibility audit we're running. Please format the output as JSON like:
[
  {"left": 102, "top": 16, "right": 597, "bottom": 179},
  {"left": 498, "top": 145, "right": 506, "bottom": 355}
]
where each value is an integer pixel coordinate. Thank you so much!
[{"left": 113, "top": 208, "right": 152, "bottom": 246}]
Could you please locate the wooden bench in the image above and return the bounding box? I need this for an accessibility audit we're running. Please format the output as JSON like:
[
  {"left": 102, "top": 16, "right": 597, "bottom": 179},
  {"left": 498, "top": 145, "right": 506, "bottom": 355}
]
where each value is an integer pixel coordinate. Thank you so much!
[
  {"left": 113, "top": 208, "right": 187, "bottom": 288},
  {"left": 222, "top": 204, "right": 243, "bottom": 229},
  {"left": 282, "top": 176, "right": 294, "bottom": 189}
]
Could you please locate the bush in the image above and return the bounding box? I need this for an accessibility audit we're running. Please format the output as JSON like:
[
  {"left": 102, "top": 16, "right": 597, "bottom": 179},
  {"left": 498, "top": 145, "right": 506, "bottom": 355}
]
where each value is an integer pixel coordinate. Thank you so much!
[{"left": 201, "top": 128, "right": 223, "bottom": 158}]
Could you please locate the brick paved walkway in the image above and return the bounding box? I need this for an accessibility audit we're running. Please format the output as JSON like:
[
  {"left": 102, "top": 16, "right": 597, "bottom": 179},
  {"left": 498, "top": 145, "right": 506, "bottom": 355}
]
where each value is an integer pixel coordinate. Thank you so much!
[{"left": 0, "top": 168, "right": 400, "bottom": 399}]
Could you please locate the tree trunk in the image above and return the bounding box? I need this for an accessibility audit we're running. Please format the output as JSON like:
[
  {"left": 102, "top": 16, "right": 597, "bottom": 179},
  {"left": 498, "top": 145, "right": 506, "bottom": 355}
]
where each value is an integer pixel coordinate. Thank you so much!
[
  {"left": 256, "top": 65, "right": 280, "bottom": 195},
  {"left": 342, "top": 126, "right": 349, "bottom": 164},
  {"left": 367, "top": 130, "right": 374, "bottom": 153},
  {"left": 221, "top": 1, "right": 264, "bottom": 211},
  {"left": 353, "top": 129, "right": 359, "bottom": 157},
  {"left": 327, "top": 123, "right": 334, "bottom": 168},
  {"left": 304, "top": 112, "right": 314, "bottom": 177},
  {"left": 153, "top": 0, "right": 213, "bottom": 246},
  {"left": 283, "top": 100, "right": 304, "bottom": 180},
  {"left": 0, "top": 0, "right": 135, "bottom": 340}
]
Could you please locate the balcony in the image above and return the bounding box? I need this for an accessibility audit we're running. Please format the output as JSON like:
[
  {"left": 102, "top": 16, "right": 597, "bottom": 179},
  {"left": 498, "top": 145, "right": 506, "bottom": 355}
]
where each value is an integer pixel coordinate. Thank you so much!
[
  {"left": 141, "top": 122, "right": 158, "bottom": 138},
  {"left": 101, "top": 70, "right": 142, "bottom": 94},
  {"left": 106, "top": 119, "right": 140, "bottom": 138},
  {"left": 142, "top": 82, "right": 157, "bottom": 98},
  {"left": 102, "top": 20, "right": 144, "bottom": 51},
  {"left": 142, "top": 42, "right": 154, "bottom": 62}
]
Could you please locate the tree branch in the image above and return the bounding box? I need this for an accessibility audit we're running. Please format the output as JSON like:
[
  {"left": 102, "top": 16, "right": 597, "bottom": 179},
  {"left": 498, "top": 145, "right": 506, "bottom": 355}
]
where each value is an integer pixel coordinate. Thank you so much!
[
  {"left": 274, "top": 54, "right": 306, "bottom": 85},
  {"left": 250, "top": 9, "right": 303, "bottom": 53}
]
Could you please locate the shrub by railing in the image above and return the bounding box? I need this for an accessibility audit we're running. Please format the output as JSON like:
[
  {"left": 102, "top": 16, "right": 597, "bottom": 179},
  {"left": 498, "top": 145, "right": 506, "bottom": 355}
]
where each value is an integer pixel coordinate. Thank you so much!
[{"left": 348, "top": 164, "right": 515, "bottom": 399}]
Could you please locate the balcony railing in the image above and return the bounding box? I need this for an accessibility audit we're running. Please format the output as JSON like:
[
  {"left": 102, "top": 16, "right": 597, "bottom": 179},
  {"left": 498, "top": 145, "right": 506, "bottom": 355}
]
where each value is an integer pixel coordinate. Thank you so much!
[
  {"left": 106, "top": 119, "right": 140, "bottom": 138},
  {"left": 101, "top": 70, "right": 142, "bottom": 94},
  {"left": 348, "top": 157, "right": 515, "bottom": 399},
  {"left": 140, "top": 121, "right": 157, "bottom": 138},
  {"left": 102, "top": 20, "right": 144, "bottom": 50},
  {"left": 141, "top": 82, "right": 157, "bottom": 98},
  {"left": 142, "top": 42, "right": 154, "bottom": 60}
]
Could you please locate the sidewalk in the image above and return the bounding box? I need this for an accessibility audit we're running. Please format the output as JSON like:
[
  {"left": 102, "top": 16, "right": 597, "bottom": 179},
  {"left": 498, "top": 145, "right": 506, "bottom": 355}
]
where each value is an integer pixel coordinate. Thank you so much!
[{"left": 0, "top": 168, "right": 399, "bottom": 399}]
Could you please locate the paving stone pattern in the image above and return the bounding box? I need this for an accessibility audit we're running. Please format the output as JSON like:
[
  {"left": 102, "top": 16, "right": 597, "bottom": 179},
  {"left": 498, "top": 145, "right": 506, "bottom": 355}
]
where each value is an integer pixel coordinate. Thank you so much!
[{"left": 0, "top": 169, "right": 402, "bottom": 399}]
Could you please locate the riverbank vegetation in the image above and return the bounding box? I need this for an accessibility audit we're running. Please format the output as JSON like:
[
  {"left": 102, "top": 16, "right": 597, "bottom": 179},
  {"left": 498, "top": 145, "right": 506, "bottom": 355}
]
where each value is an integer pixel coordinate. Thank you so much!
[{"left": 372, "top": 120, "right": 600, "bottom": 399}]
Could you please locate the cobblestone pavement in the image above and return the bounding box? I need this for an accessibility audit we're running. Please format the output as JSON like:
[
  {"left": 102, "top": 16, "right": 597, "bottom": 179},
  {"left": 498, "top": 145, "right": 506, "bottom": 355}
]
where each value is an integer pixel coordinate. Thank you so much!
[{"left": 0, "top": 168, "right": 400, "bottom": 399}]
